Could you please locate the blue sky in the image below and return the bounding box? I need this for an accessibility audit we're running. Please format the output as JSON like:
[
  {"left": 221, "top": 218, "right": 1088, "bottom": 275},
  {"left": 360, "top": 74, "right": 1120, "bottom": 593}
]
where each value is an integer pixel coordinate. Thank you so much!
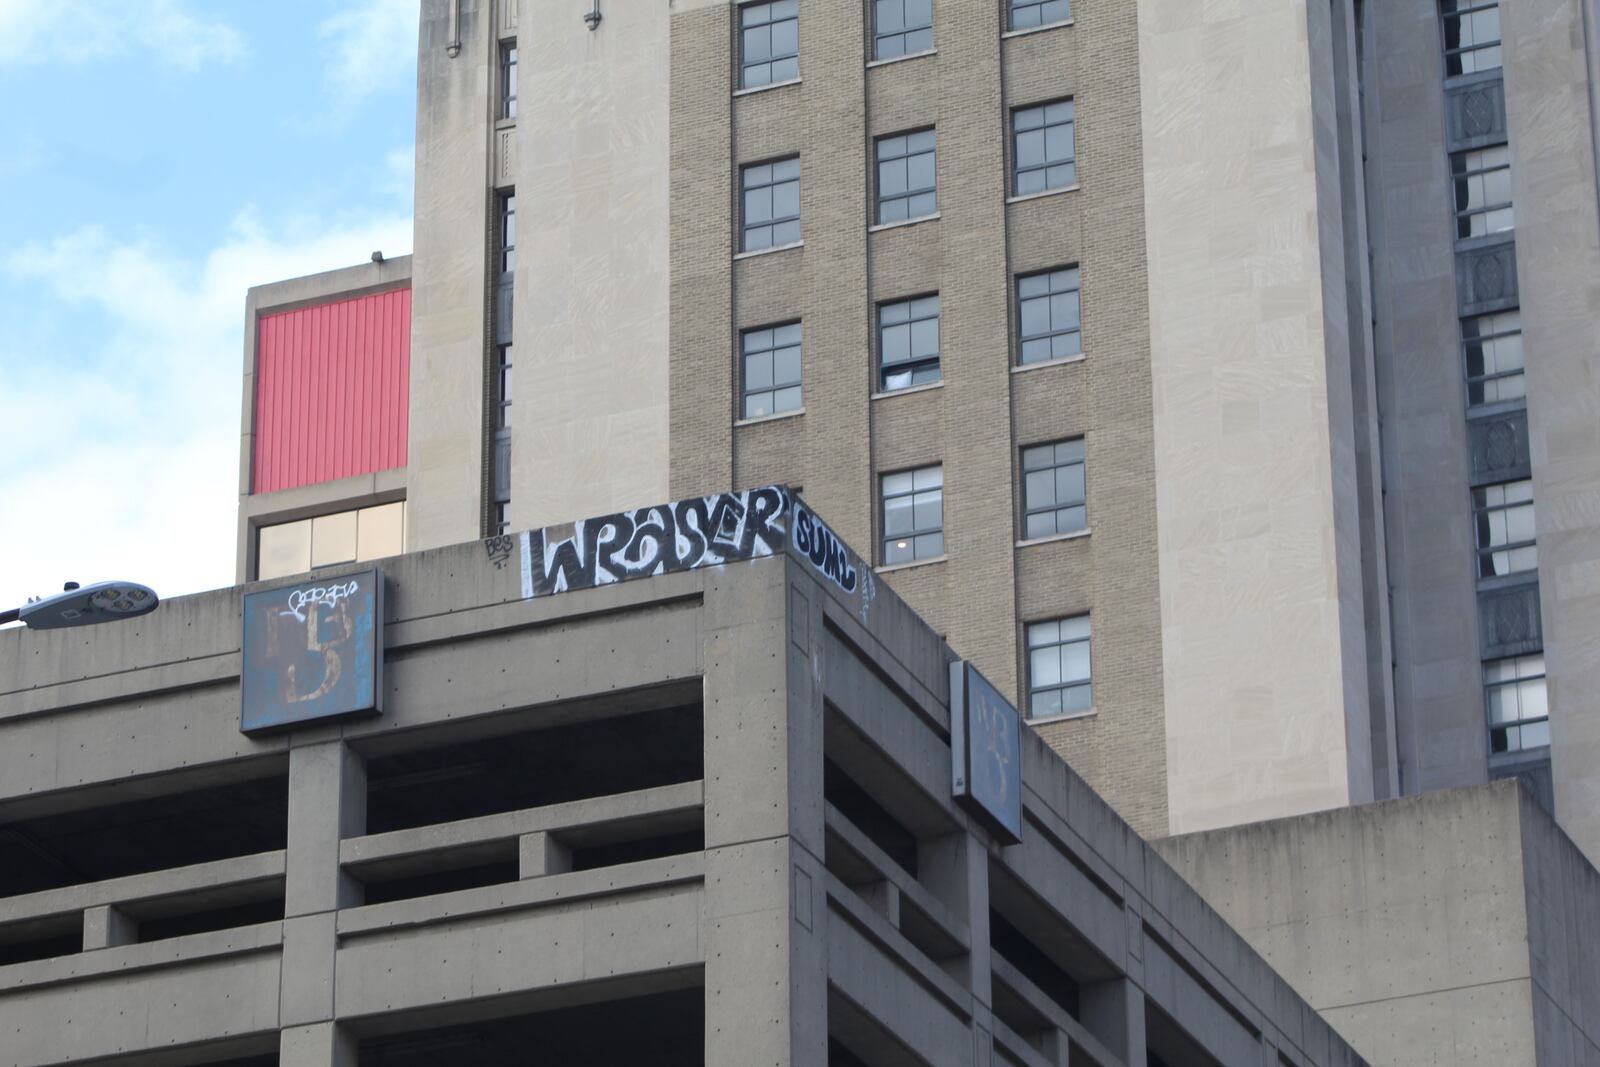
[{"left": 0, "top": 0, "right": 417, "bottom": 614}]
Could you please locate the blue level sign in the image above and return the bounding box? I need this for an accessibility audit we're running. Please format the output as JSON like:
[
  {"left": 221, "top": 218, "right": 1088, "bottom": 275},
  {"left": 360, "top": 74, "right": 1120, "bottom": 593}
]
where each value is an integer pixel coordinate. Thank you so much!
[
  {"left": 240, "top": 569, "right": 384, "bottom": 735},
  {"left": 949, "top": 660, "right": 1023, "bottom": 844}
]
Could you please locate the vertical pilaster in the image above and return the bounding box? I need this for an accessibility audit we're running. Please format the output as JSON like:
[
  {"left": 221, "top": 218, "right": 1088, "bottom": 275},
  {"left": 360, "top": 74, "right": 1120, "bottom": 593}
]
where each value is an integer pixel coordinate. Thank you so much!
[
  {"left": 280, "top": 739, "right": 366, "bottom": 1061},
  {"left": 280, "top": 1022, "right": 358, "bottom": 1067},
  {"left": 702, "top": 564, "right": 826, "bottom": 1067},
  {"left": 919, "top": 830, "right": 991, "bottom": 1005},
  {"left": 1080, "top": 978, "right": 1147, "bottom": 1067}
]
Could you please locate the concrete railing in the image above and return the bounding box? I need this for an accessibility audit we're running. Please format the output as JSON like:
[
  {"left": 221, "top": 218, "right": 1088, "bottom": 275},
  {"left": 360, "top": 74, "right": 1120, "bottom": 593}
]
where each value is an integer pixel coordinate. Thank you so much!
[
  {"left": 0, "top": 850, "right": 286, "bottom": 954},
  {"left": 339, "top": 780, "right": 706, "bottom": 885},
  {"left": 822, "top": 801, "right": 969, "bottom": 960}
]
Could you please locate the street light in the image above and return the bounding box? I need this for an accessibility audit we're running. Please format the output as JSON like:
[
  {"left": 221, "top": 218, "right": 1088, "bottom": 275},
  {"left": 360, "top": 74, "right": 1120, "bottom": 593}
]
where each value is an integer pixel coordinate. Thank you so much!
[{"left": 0, "top": 581, "right": 159, "bottom": 630}]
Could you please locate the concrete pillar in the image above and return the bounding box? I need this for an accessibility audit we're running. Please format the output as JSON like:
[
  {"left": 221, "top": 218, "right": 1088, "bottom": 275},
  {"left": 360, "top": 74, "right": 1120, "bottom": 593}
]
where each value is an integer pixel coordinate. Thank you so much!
[
  {"left": 81, "top": 904, "right": 137, "bottom": 950},
  {"left": 280, "top": 740, "right": 366, "bottom": 1045},
  {"left": 1080, "top": 977, "right": 1147, "bottom": 1067},
  {"left": 702, "top": 564, "right": 827, "bottom": 1066},
  {"left": 280, "top": 1022, "right": 357, "bottom": 1067},
  {"left": 856, "top": 879, "right": 900, "bottom": 927},
  {"left": 920, "top": 831, "right": 991, "bottom": 1005},
  {"left": 518, "top": 830, "right": 571, "bottom": 877},
  {"left": 285, "top": 740, "right": 366, "bottom": 915}
]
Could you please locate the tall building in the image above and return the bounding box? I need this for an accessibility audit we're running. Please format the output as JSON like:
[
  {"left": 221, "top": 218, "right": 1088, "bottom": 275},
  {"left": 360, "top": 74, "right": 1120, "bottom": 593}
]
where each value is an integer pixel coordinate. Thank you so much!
[{"left": 234, "top": 0, "right": 1600, "bottom": 864}]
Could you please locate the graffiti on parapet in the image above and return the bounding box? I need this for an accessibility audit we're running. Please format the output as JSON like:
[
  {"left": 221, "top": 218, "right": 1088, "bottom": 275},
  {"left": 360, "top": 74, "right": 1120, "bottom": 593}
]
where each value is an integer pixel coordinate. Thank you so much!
[
  {"left": 790, "top": 501, "right": 859, "bottom": 594},
  {"left": 790, "top": 499, "right": 877, "bottom": 624},
  {"left": 520, "top": 486, "right": 791, "bottom": 597},
  {"left": 484, "top": 534, "right": 515, "bottom": 569}
]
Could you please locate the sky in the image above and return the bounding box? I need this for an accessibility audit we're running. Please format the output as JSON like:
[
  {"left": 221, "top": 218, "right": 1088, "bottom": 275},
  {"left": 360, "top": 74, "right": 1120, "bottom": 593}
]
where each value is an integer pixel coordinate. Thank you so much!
[{"left": 0, "top": 0, "right": 418, "bottom": 615}]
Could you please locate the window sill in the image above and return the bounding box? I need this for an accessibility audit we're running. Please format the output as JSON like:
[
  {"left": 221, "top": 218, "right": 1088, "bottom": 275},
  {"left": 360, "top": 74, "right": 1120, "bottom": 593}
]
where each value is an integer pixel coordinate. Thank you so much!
[
  {"left": 1015, "top": 528, "right": 1090, "bottom": 548},
  {"left": 1466, "top": 397, "right": 1528, "bottom": 421},
  {"left": 867, "top": 48, "right": 937, "bottom": 69},
  {"left": 735, "top": 240, "right": 804, "bottom": 261},
  {"left": 1011, "top": 353, "right": 1085, "bottom": 374},
  {"left": 1002, "top": 19, "right": 1074, "bottom": 39},
  {"left": 495, "top": 116, "right": 516, "bottom": 130},
  {"left": 869, "top": 212, "right": 941, "bottom": 234},
  {"left": 871, "top": 380, "right": 944, "bottom": 401},
  {"left": 735, "top": 407, "right": 805, "bottom": 427},
  {"left": 1027, "top": 708, "right": 1096, "bottom": 726},
  {"left": 734, "top": 76, "right": 802, "bottom": 98},
  {"left": 875, "top": 554, "right": 947, "bottom": 575},
  {"left": 1007, "top": 185, "right": 1079, "bottom": 205}
]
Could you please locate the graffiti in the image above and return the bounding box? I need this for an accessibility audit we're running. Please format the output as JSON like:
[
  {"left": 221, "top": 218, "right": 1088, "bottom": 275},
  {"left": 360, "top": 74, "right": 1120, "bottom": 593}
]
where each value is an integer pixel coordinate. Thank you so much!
[
  {"left": 522, "top": 486, "right": 790, "bottom": 598},
  {"left": 791, "top": 502, "right": 859, "bottom": 593},
  {"left": 484, "top": 534, "right": 515, "bottom": 570},
  {"left": 790, "top": 496, "right": 876, "bottom": 624},
  {"left": 241, "top": 569, "right": 383, "bottom": 735},
  {"left": 283, "top": 580, "right": 361, "bottom": 622}
]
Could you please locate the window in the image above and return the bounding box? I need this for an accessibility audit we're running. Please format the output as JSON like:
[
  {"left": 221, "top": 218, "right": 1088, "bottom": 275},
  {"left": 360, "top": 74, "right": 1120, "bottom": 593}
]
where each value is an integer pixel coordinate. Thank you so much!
[
  {"left": 495, "top": 345, "right": 512, "bottom": 429},
  {"left": 741, "top": 1, "right": 798, "bottom": 88},
  {"left": 881, "top": 465, "right": 943, "bottom": 564},
  {"left": 493, "top": 502, "right": 509, "bottom": 536},
  {"left": 1441, "top": 0, "right": 1501, "bottom": 77},
  {"left": 878, "top": 295, "right": 940, "bottom": 391},
  {"left": 1485, "top": 654, "right": 1548, "bottom": 754},
  {"left": 1451, "top": 147, "right": 1513, "bottom": 239},
  {"left": 500, "top": 193, "right": 517, "bottom": 272},
  {"left": 1027, "top": 616, "right": 1091, "bottom": 718},
  {"left": 875, "top": 129, "right": 937, "bottom": 224},
  {"left": 742, "top": 322, "right": 802, "bottom": 418},
  {"left": 742, "top": 157, "right": 801, "bottom": 252},
  {"left": 501, "top": 43, "right": 518, "bottom": 119},
  {"left": 1021, "top": 439, "right": 1086, "bottom": 539},
  {"left": 1473, "top": 479, "right": 1537, "bottom": 579},
  {"left": 1010, "top": 0, "right": 1070, "bottom": 31},
  {"left": 257, "top": 502, "right": 406, "bottom": 581},
  {"left": 874, "top": 0, "right": 932, "bottom": 60},
  {"left": 1016, "top": 267, "right": 1081, "bottom": 364},
  {"left": 1462, "top": 310, "right": 1524, "bottom": 407},
  {"left": 1013, "top": 100, "right": 1076, "bottom": 195}
]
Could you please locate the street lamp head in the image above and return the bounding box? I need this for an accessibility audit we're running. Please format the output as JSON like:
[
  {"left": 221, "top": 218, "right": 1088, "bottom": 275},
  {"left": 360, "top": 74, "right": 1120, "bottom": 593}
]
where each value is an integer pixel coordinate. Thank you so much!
[{"left": 6, "top": 581, "right": 160, "bottom": 630}]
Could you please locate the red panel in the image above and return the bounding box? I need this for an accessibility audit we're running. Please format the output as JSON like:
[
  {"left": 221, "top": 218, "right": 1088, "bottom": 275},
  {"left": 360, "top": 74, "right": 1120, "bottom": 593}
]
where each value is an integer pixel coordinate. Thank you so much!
[{"left": 252, "top": 288, "right": 411, "bottom": 494}]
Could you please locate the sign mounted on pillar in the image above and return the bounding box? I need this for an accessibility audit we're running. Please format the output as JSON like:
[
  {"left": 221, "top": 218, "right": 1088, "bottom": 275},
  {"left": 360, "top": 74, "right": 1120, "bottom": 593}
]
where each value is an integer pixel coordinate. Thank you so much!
[
  {"left": 240, "top": 569, "right": 384, "bottom": 735},
  {"left": 950, "top": 660, "right": 1023, "bottom": 844}
]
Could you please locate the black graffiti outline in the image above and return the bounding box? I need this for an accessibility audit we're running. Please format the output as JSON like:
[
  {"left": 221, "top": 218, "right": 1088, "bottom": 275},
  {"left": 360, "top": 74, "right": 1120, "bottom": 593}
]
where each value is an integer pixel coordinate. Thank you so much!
[{"left": 790, "top": 502, "right": 860, "bottom": 595}]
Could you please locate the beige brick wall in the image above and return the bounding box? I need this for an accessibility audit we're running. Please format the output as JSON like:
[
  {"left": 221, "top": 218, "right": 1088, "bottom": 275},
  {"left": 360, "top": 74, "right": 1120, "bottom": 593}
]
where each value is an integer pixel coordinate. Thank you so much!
[{"left": 669, "top": 0, "right": 1168, "bottom": 836}]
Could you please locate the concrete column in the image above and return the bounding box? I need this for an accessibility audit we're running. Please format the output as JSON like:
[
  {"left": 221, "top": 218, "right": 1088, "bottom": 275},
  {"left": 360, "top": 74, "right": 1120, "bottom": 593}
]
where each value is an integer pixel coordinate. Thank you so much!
[
  {"left": 81, "top": 905, "right": 137, "bottom": 950},
  {"left": 919, "top": 831, "right": 990, "bottom": 1006},
  {"left": 285, "top": 740, "right": 366, "bottom": 915},
  {"left": 281, "top": 740, "right": 366, "bottom": 1039},
  {"left": 280, "top": 1022, "right": 357, "bottom": 1067},
  {"left": 1080, "top": 978, "right": 1147, "bottom": 1067},
  {"left": 702, "top": 564, "right": 826, "bottom": 1066},
  {"left": 517, "top": 830, "right": 570, "bottom": 877},
  {"left": 856, "top": 879, "right": 900, "bottom": 927}
]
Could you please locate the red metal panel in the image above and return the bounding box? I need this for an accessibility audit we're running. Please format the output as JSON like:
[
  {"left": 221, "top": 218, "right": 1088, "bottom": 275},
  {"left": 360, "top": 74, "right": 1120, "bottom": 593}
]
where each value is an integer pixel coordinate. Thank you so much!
[{"left": 252, "top": 287, "right": 411, "bottom": 494}]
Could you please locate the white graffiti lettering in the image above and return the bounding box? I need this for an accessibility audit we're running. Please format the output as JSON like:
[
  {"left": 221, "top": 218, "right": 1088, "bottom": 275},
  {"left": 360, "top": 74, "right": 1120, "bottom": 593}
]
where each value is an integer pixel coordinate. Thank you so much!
[{"left": 282, "top": 580, "right": 361, "bottom": 622}]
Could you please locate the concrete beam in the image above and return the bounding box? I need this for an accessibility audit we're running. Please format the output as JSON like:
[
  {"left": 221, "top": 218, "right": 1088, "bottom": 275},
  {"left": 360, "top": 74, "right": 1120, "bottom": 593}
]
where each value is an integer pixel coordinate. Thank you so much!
[{"left": 286, "top": 741, "right": 366, "bottom": 916}]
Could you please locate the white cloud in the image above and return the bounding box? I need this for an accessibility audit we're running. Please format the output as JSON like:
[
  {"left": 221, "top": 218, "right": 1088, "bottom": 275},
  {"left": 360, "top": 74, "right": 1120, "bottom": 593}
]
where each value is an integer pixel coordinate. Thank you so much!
[
  {"left": 0, "top": 0, "right": 245, "bottom": 69},
  {"left": 0, "top": 210, "right": 412, "bottom": 615},
  {"left": 320, "top": 0, "right": 418, "bottom": 102}
]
